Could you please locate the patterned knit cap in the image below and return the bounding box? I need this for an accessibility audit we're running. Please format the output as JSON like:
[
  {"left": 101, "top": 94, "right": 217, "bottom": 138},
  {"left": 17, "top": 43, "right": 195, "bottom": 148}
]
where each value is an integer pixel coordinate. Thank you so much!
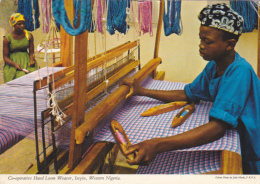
[{"left": 198, "top": 3, "right": 244, "bottom": 35}]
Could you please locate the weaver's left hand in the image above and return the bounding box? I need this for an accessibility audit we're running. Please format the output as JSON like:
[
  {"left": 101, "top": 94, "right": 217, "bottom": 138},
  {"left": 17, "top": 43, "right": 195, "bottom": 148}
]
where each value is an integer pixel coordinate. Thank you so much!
[{"left": 125, "top": 139, "right": 159, "bottom": 166}]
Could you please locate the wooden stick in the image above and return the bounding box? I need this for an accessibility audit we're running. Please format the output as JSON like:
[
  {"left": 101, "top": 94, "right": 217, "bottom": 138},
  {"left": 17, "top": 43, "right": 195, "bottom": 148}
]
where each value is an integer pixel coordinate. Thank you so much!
[
  {"left": 68, "top": 30, "right": 88, "bottom": 169},
  {"left": 75, "top": 57, "right": 162, "bottom": 144},
  {"left": 154, "top": 0, "right": 164, "bottom": 59},
  {"left": 60, "top": 0, "right": 73, "bottom": 67},
  {"left": 153, "top": 0, "right": 164, "bottom": 78}
]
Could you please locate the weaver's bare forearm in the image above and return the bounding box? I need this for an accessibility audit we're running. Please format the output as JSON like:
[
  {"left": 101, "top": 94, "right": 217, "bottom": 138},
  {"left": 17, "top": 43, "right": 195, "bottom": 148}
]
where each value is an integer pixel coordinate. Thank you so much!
[{"left": 139, "top": 88, "right": 189, "bottom": 103}]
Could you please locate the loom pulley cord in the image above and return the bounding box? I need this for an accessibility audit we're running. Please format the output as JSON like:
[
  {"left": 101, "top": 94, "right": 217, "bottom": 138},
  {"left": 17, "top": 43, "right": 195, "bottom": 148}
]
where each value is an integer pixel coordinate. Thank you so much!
[
  {"left": 52, "top": 0, "right": 92, "bottom": 36},
  {"left": 163, "top": 0, "right": 182, "bottom": 36}
]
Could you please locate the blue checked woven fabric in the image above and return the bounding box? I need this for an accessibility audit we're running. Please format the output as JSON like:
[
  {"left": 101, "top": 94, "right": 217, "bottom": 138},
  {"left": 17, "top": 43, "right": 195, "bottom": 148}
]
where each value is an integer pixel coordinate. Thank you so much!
[
  {"left": 94, "top": 77, "right": 241, "bottom": 174},
  {"left": 136, "top": 151, "right": 221, "bottom": 174},
  {"left": 94, "top": 77, "right": 241, "bottom": 154}
]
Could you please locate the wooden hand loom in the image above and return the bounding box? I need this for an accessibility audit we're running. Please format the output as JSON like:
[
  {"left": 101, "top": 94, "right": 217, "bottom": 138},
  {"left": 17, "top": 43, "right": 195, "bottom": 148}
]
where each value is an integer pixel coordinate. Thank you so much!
[{"left": 27, "top": 0, "right": 242, "bottom": 175}]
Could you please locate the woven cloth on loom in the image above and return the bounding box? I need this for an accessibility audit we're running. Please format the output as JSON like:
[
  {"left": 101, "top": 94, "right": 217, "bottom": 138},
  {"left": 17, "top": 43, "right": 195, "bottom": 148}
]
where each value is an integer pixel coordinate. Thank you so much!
[
  {"left": 136, "top": 151, "right": 221, "bottom": 174},
  {"left": 94, "top": 77, "right": 241, "bottom": 174},
  {"left": 0, "top": 67, "right": 65, "bottom": 154}
]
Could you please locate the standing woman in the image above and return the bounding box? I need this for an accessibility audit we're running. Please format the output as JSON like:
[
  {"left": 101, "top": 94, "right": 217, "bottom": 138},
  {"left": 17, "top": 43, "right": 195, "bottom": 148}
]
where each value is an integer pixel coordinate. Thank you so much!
[{"left": 3, "top": 13, "right": 38, "bottom": 83}]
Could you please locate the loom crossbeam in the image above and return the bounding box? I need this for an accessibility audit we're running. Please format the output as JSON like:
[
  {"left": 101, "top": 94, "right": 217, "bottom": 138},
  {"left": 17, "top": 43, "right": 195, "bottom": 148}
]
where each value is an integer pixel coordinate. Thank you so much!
[
  {"left": 34, "top": 41, "right": 137, "bottom": 90},
  {"left": 75, "top": 57, "right": 162, "bottom": 144}
]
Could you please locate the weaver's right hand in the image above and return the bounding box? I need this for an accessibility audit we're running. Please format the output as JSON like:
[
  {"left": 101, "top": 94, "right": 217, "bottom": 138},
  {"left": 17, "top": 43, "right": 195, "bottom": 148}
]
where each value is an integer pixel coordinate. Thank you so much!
[{"left": 123, "top": 77, "right": 143, "bottom": 99}]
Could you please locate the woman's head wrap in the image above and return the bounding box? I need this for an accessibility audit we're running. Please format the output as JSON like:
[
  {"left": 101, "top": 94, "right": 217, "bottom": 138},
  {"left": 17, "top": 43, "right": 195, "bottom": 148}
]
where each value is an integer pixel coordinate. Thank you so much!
[
  {"left": 9, "top": 13, "right": 25, "bottom": 27},
  {"left": 198, "top": 3, "right": 244, "bottom": 35}
]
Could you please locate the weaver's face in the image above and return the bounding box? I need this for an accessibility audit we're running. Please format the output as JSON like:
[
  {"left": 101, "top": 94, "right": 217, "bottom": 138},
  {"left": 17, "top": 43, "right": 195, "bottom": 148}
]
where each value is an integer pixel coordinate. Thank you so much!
[
  {"left": 14, "top": 20, "right": 25, "bottom": 32},
  {"left": 199, "top": 26, "right": 228, "bottom": 61}
]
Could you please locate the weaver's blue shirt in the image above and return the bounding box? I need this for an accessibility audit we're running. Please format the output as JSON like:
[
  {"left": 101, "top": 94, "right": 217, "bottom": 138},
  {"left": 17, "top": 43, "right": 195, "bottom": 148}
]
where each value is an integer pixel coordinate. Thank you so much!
[{"left": 184, "top": 52, "right": 260, "bottom": 172}]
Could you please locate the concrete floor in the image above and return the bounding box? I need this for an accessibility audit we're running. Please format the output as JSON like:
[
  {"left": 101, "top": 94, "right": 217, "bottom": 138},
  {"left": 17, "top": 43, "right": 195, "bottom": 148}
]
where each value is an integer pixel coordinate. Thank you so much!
[{"left": 0, "top": 138, "right": 37, "bottom": 174}]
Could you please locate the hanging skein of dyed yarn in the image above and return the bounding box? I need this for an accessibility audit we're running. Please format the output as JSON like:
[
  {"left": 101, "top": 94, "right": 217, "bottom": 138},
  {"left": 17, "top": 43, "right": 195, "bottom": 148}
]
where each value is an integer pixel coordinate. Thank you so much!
[
  {"left": 17, "top": 0, "right": 40, "bottom": 31},
  {"left": 97, "top": 0, "right": 104, "bottom": 34},
  {"left": 73, "top": 0, "right": 81, "bottom": 27},
  {"left": 107, "top": 0, "right": 130, "bottom": 35},
  {"left": 52, "top": 0, "right": 92, "bottom": 36},
  {"left": 231, "top": 1, "right": 258, "bottom": 33},
  {"left": 73, "top": 0, "right": 94, "bottom": 33},
  {"left": 138, "top": 0, "right": 153, "bottom": 36},
  {"left": 41, "top": 0, "right": 52, "bottom": 33},
  {"left": 163, "top": 0, "right": 182, "bottom": 36},
  {"left": 130, "top": 0, "right": 141, "bottom": 36}
]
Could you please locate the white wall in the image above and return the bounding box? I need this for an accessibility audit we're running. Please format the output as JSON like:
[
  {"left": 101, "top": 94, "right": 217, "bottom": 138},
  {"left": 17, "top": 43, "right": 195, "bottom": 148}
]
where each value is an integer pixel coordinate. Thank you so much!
[
  {"left": 33, "top": 0, "right": 258, "bottom": 83},
  {"left": 138, "top": 0, "right": 258, "bottom": 83}
]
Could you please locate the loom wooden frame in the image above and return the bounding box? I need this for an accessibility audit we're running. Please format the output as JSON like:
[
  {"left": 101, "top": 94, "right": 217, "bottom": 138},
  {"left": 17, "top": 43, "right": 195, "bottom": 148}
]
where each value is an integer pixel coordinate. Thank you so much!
[{"left": 28, "top": 0, "right": 243, "bottom": 174}]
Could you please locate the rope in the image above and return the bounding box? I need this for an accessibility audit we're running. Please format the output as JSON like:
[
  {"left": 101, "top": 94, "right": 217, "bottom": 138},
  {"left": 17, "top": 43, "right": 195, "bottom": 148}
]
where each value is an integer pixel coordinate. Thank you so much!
[
  {"left": 106, "top": 0, "right": 130, "bottom": 35},
  {"left": 163, "top": 0, "right": 182, "bottom": 36},
  {"left": 52, "top": 0, "right": 92, "bottom": 36},
  {"left": 231, "top": 0, "right": 258, "bottom": 33},
  {"left": 17, "top": 0, "right": 40, "bottom": 31}
]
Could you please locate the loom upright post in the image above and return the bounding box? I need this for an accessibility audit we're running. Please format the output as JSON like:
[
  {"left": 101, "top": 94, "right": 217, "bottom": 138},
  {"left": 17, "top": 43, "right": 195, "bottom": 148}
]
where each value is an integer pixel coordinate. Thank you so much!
[
  {"left": 33, "top": 81, "right": 41, "bottom": 172},
  {"left": 153, "top": 0, "right": 164, "bottom": 77},
  {"left": 60, "top": 0, "right": 74, "bottom": 67},
  {"left": 68, "top": 0, "right": 91, "bottom": 168}
]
